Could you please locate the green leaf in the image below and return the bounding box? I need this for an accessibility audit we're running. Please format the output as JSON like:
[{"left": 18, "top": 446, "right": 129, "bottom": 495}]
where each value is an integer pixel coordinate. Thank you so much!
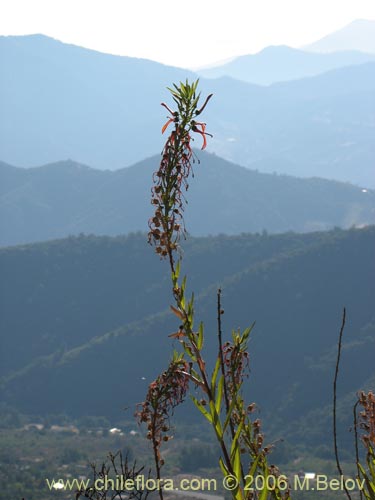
[
  {"left": 233, "top": 446, "right": 241, "bottom": 486},
  {"left": 183, "top": 343, "right": 196, "bottom": 362},
  {"left": 241, "top": 322, "right": 255, "bottom": 344},
  {"left": 219, "top": 457, "right": 229, "bottom": 477},
  {"left": 181, "top": 275, "right": 187, "bottom": 294},
  {"left": 368, "top": 447, "right": 375, "bottom": 478},
  {"left": 191, "top": 396, "right": 212, "bottom": 424},
  {"left": 223, "top": 396, "right": 238, "bottom": 434},
  {"left": 246, "top": 455, "right": 260, "bottom": 485},
  {"left": 197, "top": 322, "right": 204, "bottom": 351},
  {"left": 190, "top": 367, "right": 201, "bottom": 381},
  {"left": 230, "top": 420, "right": 244, "bottom": 458},
  {"left": 358, "top": 464, "right": 375, "bottom": 500},
  {"left": 210, "top": 357, "right": 221, "bottom": 395},
  {"left": 187, "top": 292, "right": 194, "bottom": 313},
  {"left": 187, "top": 293, "right": 194, "bottom": 326},
  {"left": 172, "top": 349, "right": 184, "bottom": 363},
  {"left": 209, "top": 400, "right": 223, "bottom": 438},
  {"left": 180, "top": 295, "right": 185, "bottom": 310},
  {"left": 215, "top": 375, "right": 224, "bottom": 415},
  {"left": 258, "top": 470, "right": 269, "bottom": 500},
  {"left": 192, "top": 95, "right": 200, "bottom": 109},
  {"left": 174, "top": 260, "right": 181, "bottom": 280}
]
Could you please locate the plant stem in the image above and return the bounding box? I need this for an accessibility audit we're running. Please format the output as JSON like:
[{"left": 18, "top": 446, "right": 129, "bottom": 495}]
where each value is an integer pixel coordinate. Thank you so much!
[{"left": 333, "top": 307, "right": 352, "bottom": 500}]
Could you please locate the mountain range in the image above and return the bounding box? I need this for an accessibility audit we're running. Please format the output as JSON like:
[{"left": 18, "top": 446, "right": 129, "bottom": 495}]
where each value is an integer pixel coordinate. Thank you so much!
[
  {"left": 304, "top": 19, "right": 375, "bottom": 54},
  {"left": 1, "top": 227, "right": 374, "bottom": 449},
  {"left": 1, "top": 32, "right": 374, "bottom": 187},
  {"left": 1, "top": 19, "right": 374, "bottom": 471},
  {"left": 1, "top": 153, "right": 374, "bottom": 247},
  {"left": 197, "top": 46, "right": 375, "bottom": 84}
]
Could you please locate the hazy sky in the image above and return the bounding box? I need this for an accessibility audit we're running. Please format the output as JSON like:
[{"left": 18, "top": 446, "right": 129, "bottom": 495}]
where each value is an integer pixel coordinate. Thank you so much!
[{"left": 1, "top": 0, "right": 375, "bottom": 68}]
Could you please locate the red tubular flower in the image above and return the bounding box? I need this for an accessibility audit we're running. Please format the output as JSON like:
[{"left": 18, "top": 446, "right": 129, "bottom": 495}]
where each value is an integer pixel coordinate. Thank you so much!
[
  {"left": 161, "top": 102, "right": 175, "bottom": 115},
  {"left": 162, "top": 117, "right": 174, "bottom": 134},
  {"left": 191, "top": 121, "right": 212, "bottom": 150},
  {"left": 195, "top": 93, "right": 213, "bottom": 115},
  {"left": 168, "top": 329, "right": 186, "bottom": 340}
]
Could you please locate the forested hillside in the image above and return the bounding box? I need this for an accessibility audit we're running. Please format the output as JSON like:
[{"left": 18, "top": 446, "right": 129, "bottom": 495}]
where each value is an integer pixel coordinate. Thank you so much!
[
  {"left": 1, "top": 227, "right": 374, "bottom": 448},
  {"left": 1, "top": 154, "right": 374, "bottom": 246}
]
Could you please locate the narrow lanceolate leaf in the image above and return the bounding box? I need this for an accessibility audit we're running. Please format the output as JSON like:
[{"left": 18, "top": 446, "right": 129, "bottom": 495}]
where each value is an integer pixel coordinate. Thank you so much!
[
  {"left": 172, "top": 349, "right": 184, "bottom": 362},
  {"left": 197, "top": 322, "right": 204, "bottom": 351},
  {"left": 174, "top": 259, "right": 181, "bottom": 280},
  {"left": 258, "top": 469, "right": 269, "bottom": 500},
  {"left": 209, "top": 400, "right": 221, "bottom": 434},
  {"left": 363, "top": 479, "right": 375, "bottom": 499},
  {"left": 191, "top": 396, "right": 212, "bottom": 423},
  {"left": 181, "top": 276, "right": 187, "bottom": 294},
  {"left": 241, "top": 322, "right": 255, "bottom": 344},
  {"left": 183, "top": 343, "right": 196, "bottom": 362},
  {"left": 368, "top": 448, "right": 375, "bottom": 477},
  {"left": 230, "top": 420, "right": 244, "bottom": 458},
  {"left": 187, "top": 292, "right": 194, "bottom": 319},
  {"left": 219, "top": 457, "right": 229, "bottom": 477},
  {"left": 223, "top": 396, "right": 238, "bottom": 434},
  {"left": 211, "top": 357, "right": 221, "bottom": 395},
  {"left": 215, "top": 375, "right": 224, "bottom": 415},
  {"left": 233, "top": 445, "right": 241, "bottom": 486},
  {"left": 190, "top": 367, "right": 201, "bottom": 383},
  {"left": 192, "top": 96, "right": 200, "bottom": 109},
  {"left": 359, "top": 463, "right": 375, "bottom": 499},
  {"left": 246, "top": 455, "right": 261, "bottom": 489},
  {"left": 180, "top": 295, "right": 185, "bottom": 310}
]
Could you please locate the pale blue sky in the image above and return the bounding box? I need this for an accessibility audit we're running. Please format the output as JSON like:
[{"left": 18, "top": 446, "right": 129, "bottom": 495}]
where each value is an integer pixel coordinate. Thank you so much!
[{"left": 1, "top": 0, "right": 375, "bottom": 68}]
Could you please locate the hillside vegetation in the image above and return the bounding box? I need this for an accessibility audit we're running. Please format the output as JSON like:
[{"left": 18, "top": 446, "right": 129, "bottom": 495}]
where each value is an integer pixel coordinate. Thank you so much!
[
  {"left": 1, "top": 227, "right": 374, "bottom": 449},
  {"left": 1, "top": 154, "right": 374, "bottom": 246}
]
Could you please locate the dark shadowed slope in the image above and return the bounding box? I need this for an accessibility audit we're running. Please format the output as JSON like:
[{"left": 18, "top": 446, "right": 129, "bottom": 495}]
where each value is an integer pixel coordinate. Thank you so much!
[
  {"left": 0, "top": 227, "right": 373, "bottom": 450},
  {"left": 1, "top": 153, "right": 374, "bottom": 246}
]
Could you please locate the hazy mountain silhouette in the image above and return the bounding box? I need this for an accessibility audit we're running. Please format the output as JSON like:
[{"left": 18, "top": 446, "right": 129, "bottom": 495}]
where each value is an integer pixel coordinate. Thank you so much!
[
  {"left": 0, "top": 34, "right": 195, "bottom": 170},
  {"left": 1, "top": 35, "right": 374, "bottom": 187},
  {"left": 1, "top": 153, "right": 374, "bottom": 247},
  {"left": 198, "top": 45, "right": 375, "bottom": 84},
  {"left": 304, "top": 19, "right": 375, "bottom": 54}
]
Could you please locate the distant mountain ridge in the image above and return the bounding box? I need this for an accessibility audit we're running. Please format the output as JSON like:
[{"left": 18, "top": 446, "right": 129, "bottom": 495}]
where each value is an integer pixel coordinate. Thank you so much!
[
  {"left": 197, "top": 45, "right": 375, "bottom": 84},
  {"left": 1, "top": 34, "right": 374, "bottom": 187},
  {"left": 0, "top": 34, "right": 196, "bottom": 169},
  {"left": 304, "top": 19, "right": 375, "bottom": 54},
  {"left": 1, "top": 153, "right": 374, "bottom": 246}
]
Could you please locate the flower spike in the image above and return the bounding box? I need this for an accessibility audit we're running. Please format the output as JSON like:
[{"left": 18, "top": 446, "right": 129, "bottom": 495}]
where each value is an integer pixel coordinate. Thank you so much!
[{"left": 148, "top": 80, "right": 213, "bottom": 261}]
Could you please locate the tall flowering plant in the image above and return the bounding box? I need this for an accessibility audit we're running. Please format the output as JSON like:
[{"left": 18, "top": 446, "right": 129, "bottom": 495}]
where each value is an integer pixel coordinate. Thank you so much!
[
  {"left": 148, "top": 80, "right": 212, "bottom": 265},
  {"left": 357, "top": 391, "right": 375, "bottom": 500},
  {"left": 138, "top": 80, "right": 290, "bottom": 500},
  {"left": 333, "top": 312, "right": 375, "bottom": 500}
]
